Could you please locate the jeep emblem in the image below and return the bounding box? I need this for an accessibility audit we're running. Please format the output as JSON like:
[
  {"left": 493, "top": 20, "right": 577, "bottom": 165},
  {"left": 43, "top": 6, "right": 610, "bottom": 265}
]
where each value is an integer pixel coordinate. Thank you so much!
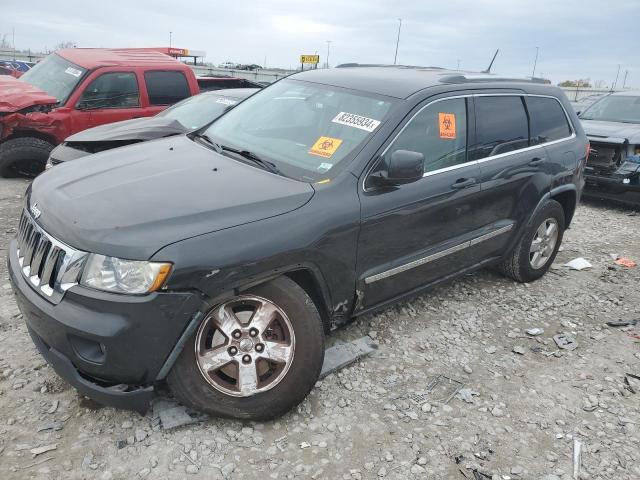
[{"left": 30, "top": 203, "right": 41, "bottom": 219}]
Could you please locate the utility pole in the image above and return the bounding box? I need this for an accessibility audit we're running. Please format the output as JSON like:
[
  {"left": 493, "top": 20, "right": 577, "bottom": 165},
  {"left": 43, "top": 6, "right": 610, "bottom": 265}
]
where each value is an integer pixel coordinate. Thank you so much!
[
  {"left": 326, "top": 40, "right": 331, "bottom": 68},
  {"left": 612, "top": 64, "right": 621, "bottom": 90},
  {"left": 531, "top": 46, "right": 539, "bottom": 79},
  {"left": 456, "top": 59, "right": 460, "bottom": 70},
  {"left": 12, "top": 27, "right": 16, "bottom": 60},
  {"left": 393, "top": 18, "right": 402, "bottom": 65},
  {"left": 169, "top": 31, "right": 172, "bottom": 49},
  {"left": 622, "top": 70, "right": 629, "bottom": 89}
]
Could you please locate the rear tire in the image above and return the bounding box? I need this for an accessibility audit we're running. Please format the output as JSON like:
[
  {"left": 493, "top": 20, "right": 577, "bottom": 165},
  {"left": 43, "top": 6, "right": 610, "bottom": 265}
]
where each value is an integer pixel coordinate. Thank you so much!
[
  {"left": 168, "top": 276, "right": 324, "bottom": 420},
  {"left": 0, "top": 137, "right": 54, "bottom": 177},
  {"left": 498, "top": 200, "right": 565, "bottom": 283}
]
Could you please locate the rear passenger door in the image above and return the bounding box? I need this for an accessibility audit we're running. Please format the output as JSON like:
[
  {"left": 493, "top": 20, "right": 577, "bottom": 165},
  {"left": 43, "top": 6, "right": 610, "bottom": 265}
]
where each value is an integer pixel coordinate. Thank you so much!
[
  {"left": 467, "top": 94, "right": 545, "bottom": 260},
  {"left": 143, "top": 70, "right": 192, "bottom": 116}
]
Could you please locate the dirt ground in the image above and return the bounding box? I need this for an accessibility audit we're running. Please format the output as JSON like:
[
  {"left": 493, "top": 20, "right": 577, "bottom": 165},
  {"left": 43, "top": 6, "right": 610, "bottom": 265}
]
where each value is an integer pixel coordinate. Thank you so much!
[{"left": 1, "top": 176, "right": 639, "bottom": 480}]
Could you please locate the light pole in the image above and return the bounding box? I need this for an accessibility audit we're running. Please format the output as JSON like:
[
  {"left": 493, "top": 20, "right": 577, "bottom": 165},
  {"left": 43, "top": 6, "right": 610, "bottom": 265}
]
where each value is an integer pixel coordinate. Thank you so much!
[
  {"left": 623, "top": 70, "right": 629, "bottom": 89},
  {"left": 393, "top": 18, "right": 402, "bottom": 65},
  {"left": 169, "top": 31, "right": 172, "bottom": 48},
  {"left": 326, "top": 40, "right": 332, "bottom": 68},
  {"left": 456, "top": 59, "right": 460, "bottom": 71},
  {"left": 531, "top": 46, "right": 539, "bottom": 79},
  {"left": 612, "top": 64, "right": 621, "bottom": 90}
]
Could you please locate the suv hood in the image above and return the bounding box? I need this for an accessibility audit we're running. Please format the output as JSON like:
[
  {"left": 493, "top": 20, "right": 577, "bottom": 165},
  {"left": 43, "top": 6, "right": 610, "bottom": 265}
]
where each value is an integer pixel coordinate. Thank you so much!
[
  {"left": 581, "top": 119, "right": 640, "bottom": 143},
  {"left": 0, "top": 76, "right": 58, "bottom": 113},
  {"left": 29, "top": 136, "right": 315, "bottom": 259},
  {"left": 66, "top": 117, "right": 189, "bottom": 143}
]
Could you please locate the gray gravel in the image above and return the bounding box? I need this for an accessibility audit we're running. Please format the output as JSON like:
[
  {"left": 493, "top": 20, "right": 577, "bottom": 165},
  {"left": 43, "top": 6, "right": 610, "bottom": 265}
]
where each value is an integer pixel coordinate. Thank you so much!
[{"left": 1, "top": 176, "right": 639, "bottom": 480}]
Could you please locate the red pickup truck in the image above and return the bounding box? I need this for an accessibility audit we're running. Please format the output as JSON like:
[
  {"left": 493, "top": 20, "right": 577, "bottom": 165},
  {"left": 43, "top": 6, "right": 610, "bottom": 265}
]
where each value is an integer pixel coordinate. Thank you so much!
[{"left": 0, "top": 48, "right": 200, "bottom": 176}]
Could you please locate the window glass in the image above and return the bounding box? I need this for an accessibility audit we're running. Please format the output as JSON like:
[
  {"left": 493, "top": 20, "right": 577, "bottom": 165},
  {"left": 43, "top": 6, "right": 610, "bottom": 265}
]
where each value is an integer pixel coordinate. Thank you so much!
[
  {"left": 384, "top": 97, "right": 467, "bottom": 173},
  {"left": 527, "top": 96, "right": 571, "bottom": 144},
  {"left": 471, "top": 96, "right": 529, "bottom": 160},
  {"left": 203, "top": 79, "right": 395, "bottom": 181},
  {"left": 579, "top": 95, "right": 640, "bottom": 124},
  {"left": 19, "top": 54, "right": 87, "bottom": 104},
  {"left": 144, "top": 71, "right": 190, "bottom": 105},
  {"left": 78, "top": 72, "right": 139, "bottom": 109},
  {"left": 158, "top": 93, "right": 240, "bottom": 130}
]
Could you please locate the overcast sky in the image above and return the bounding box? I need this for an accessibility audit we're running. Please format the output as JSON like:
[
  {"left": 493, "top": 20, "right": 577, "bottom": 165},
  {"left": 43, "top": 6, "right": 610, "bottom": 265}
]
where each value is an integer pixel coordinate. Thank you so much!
[{"left": 2, "top": 0, "right": 639, "bottom": 87}]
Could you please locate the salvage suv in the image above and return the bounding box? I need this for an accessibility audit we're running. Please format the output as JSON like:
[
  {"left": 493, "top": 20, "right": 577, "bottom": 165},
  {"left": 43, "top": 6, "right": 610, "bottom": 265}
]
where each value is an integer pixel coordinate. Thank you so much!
[
  {"left": 8, "top": 65, "right": 587, "bottom": 420},
  {"left": 0, "top": 48, "right": 199, "bottom": 176}
]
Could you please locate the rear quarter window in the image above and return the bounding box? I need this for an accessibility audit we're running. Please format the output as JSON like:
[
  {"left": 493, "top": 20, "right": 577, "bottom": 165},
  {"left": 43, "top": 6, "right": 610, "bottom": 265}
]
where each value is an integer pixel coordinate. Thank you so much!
[
  {"left": 144, "top": 70, "right": 190, "bottom": 105},
  {"left": 527, "top": 96, "right": 572, "bottom": 145}
]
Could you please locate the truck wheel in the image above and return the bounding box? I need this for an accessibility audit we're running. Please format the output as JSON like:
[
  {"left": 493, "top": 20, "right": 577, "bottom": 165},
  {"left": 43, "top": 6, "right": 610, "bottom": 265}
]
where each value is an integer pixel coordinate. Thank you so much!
[
  {"left": 498, "top": 200, "right": 565, "bottom": 283},
  {"left": 0, "top": 137, "right": 54, "bottom": 177},
  {"left": 168, "top": 276, "right": 324, "bottom": 420}
]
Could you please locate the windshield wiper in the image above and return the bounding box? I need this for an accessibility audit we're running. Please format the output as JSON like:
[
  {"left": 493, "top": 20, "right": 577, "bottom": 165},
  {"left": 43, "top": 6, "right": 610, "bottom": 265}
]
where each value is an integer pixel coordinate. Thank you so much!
[
  {"left": 192, "top": 132, "right": 223, "bottom": 154},
  {"left": 219, "top": 145, "right": 283, "bottom": 175}
]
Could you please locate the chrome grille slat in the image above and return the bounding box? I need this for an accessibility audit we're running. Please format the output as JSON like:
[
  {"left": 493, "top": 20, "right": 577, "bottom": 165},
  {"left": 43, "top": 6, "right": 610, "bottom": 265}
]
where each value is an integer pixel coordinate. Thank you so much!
[{"left": 14, "top": 208, "right": 87, "bottom": 304}]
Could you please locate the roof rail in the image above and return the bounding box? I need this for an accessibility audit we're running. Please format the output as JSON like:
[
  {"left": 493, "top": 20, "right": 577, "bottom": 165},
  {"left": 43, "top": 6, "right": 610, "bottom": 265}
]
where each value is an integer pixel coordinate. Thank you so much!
[
  {"left": 335, "top": 63, "right": 445, "bottom": 70},
  {"left": 441, "top": 74, "right": 547, "bottom": 84}
]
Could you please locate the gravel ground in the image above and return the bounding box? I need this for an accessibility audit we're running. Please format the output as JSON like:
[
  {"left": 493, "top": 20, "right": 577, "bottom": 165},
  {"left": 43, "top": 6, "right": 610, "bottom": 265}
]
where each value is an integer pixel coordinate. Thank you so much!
[{"left": 1, "top": 176, "right": 639, "bottom": 480}]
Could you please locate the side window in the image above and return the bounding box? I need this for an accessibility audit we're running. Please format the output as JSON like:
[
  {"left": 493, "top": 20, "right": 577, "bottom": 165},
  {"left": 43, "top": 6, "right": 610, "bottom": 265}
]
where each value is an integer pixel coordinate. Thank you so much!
[
  {"left": 144, "top": 71, "right": 190, "bottom": 105},
  {"left": 471, "top": 96, "right": 529, "bottom": 160},
  {"left": 527, "top": 96, "right": 572, "bottom": 145},
  {"left": 78, "top": 72, "right": 139, "bottom": 109},
  {"left": 384, "top": 97, "right": 468, "bottom": 174}
]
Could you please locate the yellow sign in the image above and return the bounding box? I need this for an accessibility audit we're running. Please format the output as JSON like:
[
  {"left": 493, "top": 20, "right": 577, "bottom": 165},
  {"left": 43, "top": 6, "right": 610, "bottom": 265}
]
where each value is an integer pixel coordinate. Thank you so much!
[
  {"left": 309, "top": 136, "right": 343, "bottom": 158},
  {"left": 300, "top": 55, "right": 320, "bottom": 64}
]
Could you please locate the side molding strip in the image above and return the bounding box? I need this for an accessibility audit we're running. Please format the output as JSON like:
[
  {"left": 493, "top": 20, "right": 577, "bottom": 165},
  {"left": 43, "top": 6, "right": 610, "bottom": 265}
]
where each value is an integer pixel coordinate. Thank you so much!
[{"left": 364, "top": 224, "right": 514, "bottom": 284}]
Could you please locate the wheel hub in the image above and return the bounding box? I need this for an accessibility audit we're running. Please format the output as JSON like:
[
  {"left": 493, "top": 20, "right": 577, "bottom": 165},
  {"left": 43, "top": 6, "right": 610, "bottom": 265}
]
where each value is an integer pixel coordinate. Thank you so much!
[
  {"left": 529, "top": 217, "right": 559, "bottom": 269},
  {"left": 239, "top": 338, "right": 254, "bottom": 352}
]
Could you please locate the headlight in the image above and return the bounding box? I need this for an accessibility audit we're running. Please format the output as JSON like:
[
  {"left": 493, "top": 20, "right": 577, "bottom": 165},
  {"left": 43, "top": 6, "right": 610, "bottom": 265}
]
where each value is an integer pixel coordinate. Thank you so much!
[
  {"left": 80, "top": 254, "right": 172, "bottom": 294},
  {"left": 44, "top": 158, "right": 53, "bottom": 170}
]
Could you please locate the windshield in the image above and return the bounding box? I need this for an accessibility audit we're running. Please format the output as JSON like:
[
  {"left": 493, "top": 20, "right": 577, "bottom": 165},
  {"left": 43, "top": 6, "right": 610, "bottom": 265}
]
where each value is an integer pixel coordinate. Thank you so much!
[
  {"left": 19, "top": 54, "right": 87, "bottom": 104},
  {"left": 158, "top": 93, "right": 240, "bottom": 130},
  {"left": 580, "top": 95, "right": 640, "bottom": 123},
  {"left": 203, "top": 79, "right": 395, "bottom": 181}
]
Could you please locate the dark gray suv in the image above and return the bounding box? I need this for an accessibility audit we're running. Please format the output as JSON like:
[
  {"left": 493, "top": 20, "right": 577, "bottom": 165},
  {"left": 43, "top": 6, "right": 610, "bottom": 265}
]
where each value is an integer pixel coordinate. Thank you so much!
[{"left": 8, "top": 65, "right": 588, "bottom": 419}]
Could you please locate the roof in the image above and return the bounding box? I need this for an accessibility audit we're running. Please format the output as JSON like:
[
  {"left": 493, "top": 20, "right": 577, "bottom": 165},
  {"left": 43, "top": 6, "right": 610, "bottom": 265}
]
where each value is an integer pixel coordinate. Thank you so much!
[
  {"left": 56, "top": 48, "right": 184, "bottom": 69},
  {"left": 202, "top": 88, "right": 259, "bottom": 99},
  {"left": 292, "top": 65, "right": 545, "bottom": 99},
  {"left": 611, "top": 90, "right": 640, "bottom": 97}
]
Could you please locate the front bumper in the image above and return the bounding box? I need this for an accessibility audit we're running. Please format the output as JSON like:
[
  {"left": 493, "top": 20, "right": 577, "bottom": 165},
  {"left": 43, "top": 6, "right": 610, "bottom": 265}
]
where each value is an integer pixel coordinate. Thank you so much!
[
  {"left": 8, "top": 239, "right": 203, "bottom": 412},
  {"left": 584, "top": 172, "right": 640, "bottom": 206}
]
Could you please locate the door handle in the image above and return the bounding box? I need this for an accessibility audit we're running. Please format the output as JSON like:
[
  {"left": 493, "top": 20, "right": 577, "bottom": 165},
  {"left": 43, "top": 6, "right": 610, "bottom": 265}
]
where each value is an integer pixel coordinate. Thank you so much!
[
  {"left": 529, "top": 157, "right": 545, "bottom": 166},
  {"left": 451, "top": 178, "right": 476, "bottom": 190}
]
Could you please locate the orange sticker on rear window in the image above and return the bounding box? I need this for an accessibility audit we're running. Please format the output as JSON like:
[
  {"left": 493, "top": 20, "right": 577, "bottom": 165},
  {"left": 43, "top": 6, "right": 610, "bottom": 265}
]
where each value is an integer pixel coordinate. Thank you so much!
[
  {"left": 309, "top": 136, "right": 343, "bottom": 158},
  {"left": 438, "top": 112, "right": 456, "bottom": 139}
]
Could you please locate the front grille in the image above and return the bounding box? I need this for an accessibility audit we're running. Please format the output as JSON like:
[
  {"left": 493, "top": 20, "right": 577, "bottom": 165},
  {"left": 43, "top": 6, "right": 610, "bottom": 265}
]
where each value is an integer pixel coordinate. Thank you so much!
[{"left": 16, "top": 209, "right": 87, "bottom": 304}]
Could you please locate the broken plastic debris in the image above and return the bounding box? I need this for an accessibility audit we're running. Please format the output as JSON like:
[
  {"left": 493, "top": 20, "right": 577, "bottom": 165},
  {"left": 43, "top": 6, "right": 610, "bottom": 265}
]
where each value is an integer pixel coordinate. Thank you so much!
[
  {"left": 526, "top": 327, "right": 544, "bottom": 336},
  {"left": 606, "top": 319, "right": 638, "bottom": 327},
  {"left": 424, "top": 375, "right": 464, "bottom": 404},
  {"left": 615, "top": 257, "right": 637, "bottom": 268},
  {"left": 553, "top": 333, "right": 577, "bottom": 351},
  {"left": 455, "top": 388, "right": 479, "bottom": 404},
  {"left": 573, "top": 439, "right": 582, "bottom": 480},
  {"left": 319, "top": 336, "right": 377, "bottom": 379},
  {"left": 563, "top": 258, "right": 592, "bottom": 270},
  {"left": 30, "top": 444, "right": 57, "bottom": 456},
  {"left": 153, "top": 400, "right": 196, "bottom": 430}
]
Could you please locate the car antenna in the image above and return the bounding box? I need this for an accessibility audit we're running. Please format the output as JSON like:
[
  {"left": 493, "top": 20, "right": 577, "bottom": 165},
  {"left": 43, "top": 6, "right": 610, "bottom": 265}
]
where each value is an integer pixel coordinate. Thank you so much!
[{"left": 482, "top": 49, "right": 499, "bottom": 73}]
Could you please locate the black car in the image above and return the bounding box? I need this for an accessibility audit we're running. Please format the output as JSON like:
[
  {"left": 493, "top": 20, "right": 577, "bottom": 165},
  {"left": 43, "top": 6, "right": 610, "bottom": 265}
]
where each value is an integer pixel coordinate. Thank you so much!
[
  {"left": 46, "top": 88, "right": 258, "bottom": 168},
  {"left": 8, "top": 65, "right": 587, "bottom": 420}
]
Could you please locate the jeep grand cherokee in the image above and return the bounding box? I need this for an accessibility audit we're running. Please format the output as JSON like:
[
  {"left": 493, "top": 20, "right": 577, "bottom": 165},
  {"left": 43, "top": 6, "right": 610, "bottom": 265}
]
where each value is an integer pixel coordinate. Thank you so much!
[{"left": 8, "top": 65, "right": 587, "bottom": 419}]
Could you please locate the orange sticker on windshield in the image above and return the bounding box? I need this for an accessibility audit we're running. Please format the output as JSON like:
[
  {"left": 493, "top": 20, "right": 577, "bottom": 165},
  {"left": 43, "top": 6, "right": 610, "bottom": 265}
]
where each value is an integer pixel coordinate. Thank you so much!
[
  {"left": 309, "top": 136, "right": 343, "bottom": 158},
  {"left": 438, "top": 113, "right": 456, "bottom": 139}
]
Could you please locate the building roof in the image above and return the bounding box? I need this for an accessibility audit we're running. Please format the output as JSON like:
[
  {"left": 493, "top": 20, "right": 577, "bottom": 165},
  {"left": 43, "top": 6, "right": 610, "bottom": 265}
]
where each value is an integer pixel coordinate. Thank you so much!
[
  {"left": 56, "top": 48, "right": 183, "bottom": 69},
  {"left": 293, "top": 65, "right": 544, "bottom": 99},
  {"left": 611, "top": 90, "right": 640, "bottom": 97}
]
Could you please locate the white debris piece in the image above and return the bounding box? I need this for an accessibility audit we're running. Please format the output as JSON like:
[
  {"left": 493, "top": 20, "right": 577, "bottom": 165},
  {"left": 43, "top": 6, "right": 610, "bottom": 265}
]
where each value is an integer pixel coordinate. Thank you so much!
[
  {"left": 319, "top": 337, "right": 377, "bottom": 379},
  {"left": 564, "top": 258, "right": 592, "bottom": 270}
]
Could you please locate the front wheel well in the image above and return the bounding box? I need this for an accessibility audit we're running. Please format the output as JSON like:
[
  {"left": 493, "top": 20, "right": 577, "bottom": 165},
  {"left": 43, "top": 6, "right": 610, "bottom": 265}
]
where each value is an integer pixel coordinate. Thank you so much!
[
  {"left": 3, "top": 130, "right": 58, "bottom": 146},
  {"left": 550, "top": 190, "right": 577, "bottom": 227}
]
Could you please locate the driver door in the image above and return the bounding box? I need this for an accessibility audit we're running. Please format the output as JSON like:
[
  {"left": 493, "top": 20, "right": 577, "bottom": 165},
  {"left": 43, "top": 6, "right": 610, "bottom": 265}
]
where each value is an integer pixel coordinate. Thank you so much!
[{"left": 356, "top": 96, "right": 482, "bottom": 308}]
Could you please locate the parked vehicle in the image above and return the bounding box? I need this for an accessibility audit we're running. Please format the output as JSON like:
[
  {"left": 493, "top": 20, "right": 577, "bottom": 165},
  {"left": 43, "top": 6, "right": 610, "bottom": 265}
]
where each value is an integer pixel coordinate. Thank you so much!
[
  {"left": 0, "top": 48, "right": 199, "bottom": 177},
  {"left": 570, "top": 93, "right": 607, "bottom": 114},
  {"left": 0, "top": 60, "right": 28, "bottom": 78},
  {"left": 8, "top": 65, "right": 587, "bottom": 419},
  {"left": 46, "top": 88, "right": 258, "bottom": 168},
  {"left": 579, "top": 91, "right": 640, "bottom": 206},
  {"left": 197, "top": 76, "right": 263, "bottom": 91}
]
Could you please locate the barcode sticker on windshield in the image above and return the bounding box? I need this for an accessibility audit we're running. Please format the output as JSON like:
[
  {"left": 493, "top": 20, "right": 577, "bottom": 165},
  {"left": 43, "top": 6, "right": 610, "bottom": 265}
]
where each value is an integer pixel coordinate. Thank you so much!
[
  {"left": 332, "top": 112, "right": 381, "bottom": 132},
  {"left": 216, "top": 98, "right": 237, "bottom": 106},
  {"left": 64, "top": 67, "right": 82, "bottom": 78}
]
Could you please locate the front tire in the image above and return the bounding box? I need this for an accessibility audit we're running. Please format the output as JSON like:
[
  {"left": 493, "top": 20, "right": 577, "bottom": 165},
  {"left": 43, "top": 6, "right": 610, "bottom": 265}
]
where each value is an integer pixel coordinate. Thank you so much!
[
  {"left": 498, "top": 200, "right": 565, "bottom": 283},
  {"left": 168, "top": 276, "right": 324, "bottom": 420},
  {"left": 0, "top": 137, "right": 54, "bottom": 177}
]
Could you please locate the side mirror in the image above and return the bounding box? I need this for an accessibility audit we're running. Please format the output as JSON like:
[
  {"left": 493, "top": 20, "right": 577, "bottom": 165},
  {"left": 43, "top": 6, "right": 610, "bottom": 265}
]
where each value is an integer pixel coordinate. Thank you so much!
[{"left": 372, "top": 150, "right": 424, "bottom": 187}]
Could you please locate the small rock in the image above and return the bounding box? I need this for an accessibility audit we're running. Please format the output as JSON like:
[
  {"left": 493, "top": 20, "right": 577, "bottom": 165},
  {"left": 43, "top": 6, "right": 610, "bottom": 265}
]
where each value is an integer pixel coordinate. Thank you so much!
[
  {"left": 462, "top": 365, "right": 473, "bottom": 374},
  {"left": 491, "top": 407, "right": 504, "bottom": 417},
  {"left": 512, "top": 345, "right": 526, "bottom": 355},
  {"left": 185, "top": 464, "right": 199, "bottom": 475},
  {"left": 121, "top": 420, "right": 133, "bottom": 429},
  {"left": 526, "top": 327, "right": 544, "bottom": 336},
  {"left": 511, "top": 465, "right": 524, "bottom": 475}
]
